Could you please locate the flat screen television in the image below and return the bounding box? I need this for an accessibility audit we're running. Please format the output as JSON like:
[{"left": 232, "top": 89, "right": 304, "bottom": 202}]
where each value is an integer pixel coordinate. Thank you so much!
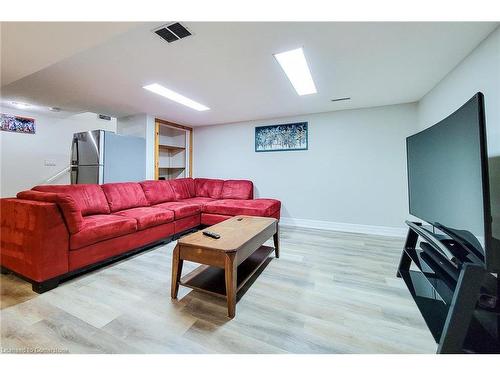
[{"left": 406, "top": 92, "right": 500, "bottom": 272}]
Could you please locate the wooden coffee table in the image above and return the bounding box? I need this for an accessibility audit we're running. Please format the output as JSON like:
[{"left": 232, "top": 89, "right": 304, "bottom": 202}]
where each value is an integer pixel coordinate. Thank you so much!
[{"left": 170, "top": 215, "right": 279, "bottom": 318}]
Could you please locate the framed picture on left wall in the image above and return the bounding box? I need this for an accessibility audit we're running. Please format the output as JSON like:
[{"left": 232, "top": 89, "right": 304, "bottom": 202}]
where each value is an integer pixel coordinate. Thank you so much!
[{"left": 1, "top": 113, "right": 36, "bottom": 134}]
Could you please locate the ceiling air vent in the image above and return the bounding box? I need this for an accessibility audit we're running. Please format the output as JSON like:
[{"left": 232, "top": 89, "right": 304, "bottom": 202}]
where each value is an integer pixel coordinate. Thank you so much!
[
  {"left": 98, "top": 114, "right": 111, "bottom": 121},
  {"left": 330, "top": 97, "right": 351, "bottom": 103},
  {"left": 154, "top": 22, "right": 192, "bottom": 43}
]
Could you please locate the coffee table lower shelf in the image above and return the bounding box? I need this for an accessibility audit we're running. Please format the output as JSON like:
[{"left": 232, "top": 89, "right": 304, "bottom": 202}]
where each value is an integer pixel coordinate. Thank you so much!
[{"left": 179, "top": 245, "right": 274, "bottom": 298}]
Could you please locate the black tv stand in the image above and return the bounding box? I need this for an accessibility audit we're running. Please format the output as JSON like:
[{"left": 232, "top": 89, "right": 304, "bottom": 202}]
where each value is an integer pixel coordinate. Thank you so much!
[{"left": 397, "top": 221, "right": 500, "bottom": 353}]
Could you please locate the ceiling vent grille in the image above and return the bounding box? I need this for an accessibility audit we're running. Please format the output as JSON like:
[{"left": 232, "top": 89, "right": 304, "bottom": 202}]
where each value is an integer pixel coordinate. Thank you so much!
[
  {"left": 154, "top": 22, "right": 192, "bottom": 43},
  {"left": 98, "top": 114, "right": 111, "bottom": 121},
  {"left": 330, "top": 97, "right": 351, "bottom": 102}
]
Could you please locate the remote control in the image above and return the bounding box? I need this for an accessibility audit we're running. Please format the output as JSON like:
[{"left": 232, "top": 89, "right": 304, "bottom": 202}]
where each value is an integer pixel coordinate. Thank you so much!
[{"left": 202, "top": 231, "right": 220, "bottom": 239}]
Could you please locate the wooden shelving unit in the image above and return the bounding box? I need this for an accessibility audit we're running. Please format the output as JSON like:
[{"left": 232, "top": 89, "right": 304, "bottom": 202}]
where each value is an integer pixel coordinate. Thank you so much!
[
  {"left": 158, "top": 145, "right": 186, "bottom": 152},
  {"left": 154, "top": 119, "right": 193, "bottom": 180}
]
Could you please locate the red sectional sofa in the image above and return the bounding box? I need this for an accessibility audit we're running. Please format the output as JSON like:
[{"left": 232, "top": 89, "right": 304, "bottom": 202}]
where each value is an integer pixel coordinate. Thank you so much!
[{"left": 0, "top": 178, "right": 280, "bottom": 293}]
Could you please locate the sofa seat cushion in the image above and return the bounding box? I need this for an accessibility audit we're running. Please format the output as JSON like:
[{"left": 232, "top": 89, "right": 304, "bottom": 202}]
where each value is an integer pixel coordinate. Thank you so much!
[
  {"left": 194, "top": 178, "right": 224, "bottom": 198},
  {"left": 153, "top": 201, "right": 201, "bottom": 220},
  {"left": 140, "top": 180, "right": 175, "bottom": 205},
  {"left": 180, "top": 197, "right": 216, "bottom": 205},
  {"left": 70, "top": 214, "right": 137, "bottom": 250},
  {"left": 33, "top": 184, "right": 110, "bottom": 216},
  {"left": 221, "top": 180, "right": 253, "bottom": 199},
  {"left": 102, "top": 182, "right": 149, "bottom": 212},
  {"left": 114, "top": 207, "right": 174, "bottom": 230},
  {"left": 202, "top": 199, "right": 281, "bottom": 217}
]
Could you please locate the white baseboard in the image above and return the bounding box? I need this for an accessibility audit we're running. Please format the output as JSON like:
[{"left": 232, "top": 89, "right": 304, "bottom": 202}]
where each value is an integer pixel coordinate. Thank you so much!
[{"left": 279, "top": 217, "right": 407, "bottom": 237}]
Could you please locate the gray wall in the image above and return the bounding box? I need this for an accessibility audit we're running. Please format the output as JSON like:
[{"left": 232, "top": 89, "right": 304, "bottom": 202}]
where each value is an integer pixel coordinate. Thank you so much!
[
  {"left": 194, "top": 103, "right": 417, "bottom": 231},
  {"left": 117, "top": 113, "right": 156, "bottom": 180},
  {"left": 417, "top": 26, "right": 500, "bottom": 240},
  {"left": 418, "top": 26, "right": 499, "bottom": 156}
]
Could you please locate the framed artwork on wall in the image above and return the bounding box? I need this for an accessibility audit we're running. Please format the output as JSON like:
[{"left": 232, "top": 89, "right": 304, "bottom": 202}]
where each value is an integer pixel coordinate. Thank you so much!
[
  {"left": 1, "top": 114, "right": 36, "bottom": 134},
  {"left": 255, "top": 122, "right": 308, "bottom": 152}
]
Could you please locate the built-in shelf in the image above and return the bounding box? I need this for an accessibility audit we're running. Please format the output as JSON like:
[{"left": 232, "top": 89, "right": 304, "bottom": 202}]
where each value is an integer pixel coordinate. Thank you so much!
[
  {"left": 158, "top": 144, "right": 185, "bottom": 152},
  {"left": 155, "top": 120, "right": 191, "bottom": 180}
]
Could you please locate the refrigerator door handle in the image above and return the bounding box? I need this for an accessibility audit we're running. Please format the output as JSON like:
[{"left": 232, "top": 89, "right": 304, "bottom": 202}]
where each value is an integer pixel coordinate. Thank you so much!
[
  {"left": 71, "top": 137, "right": 79, "bottom": 166},
  {"left": 70, "top": 137, "right": 78, "bottom": 184},
  {"left": 70, "top": 165, "right": 79, "bottom": 184}
]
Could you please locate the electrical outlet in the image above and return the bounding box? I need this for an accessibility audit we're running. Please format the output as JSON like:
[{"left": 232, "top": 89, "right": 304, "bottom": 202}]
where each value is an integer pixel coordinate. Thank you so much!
[{"left": 44, "top": 159, "right": 56, "bottom": 167}]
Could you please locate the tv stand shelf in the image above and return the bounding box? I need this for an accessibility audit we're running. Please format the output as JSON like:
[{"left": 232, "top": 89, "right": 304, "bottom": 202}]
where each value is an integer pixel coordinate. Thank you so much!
[
  {"left": 398, "top": 221, "right": 500, "bottom": 353},
  {"left": 398, "top": 269, "right": 449, "bottom": 342}
]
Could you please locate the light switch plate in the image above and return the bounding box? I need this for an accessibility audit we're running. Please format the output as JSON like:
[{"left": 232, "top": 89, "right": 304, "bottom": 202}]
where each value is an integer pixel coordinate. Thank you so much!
[{"left": 44, "top": 159, "right": 56, "bottom": 167}]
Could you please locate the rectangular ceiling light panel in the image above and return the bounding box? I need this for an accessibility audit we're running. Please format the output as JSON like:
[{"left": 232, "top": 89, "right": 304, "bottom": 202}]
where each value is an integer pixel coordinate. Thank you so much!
[
  {"left": 274, "top": 47, "right": 317, "bottom": 96},
  {"left": 143, "top": 83, "right": 210, "bottom": 111}
]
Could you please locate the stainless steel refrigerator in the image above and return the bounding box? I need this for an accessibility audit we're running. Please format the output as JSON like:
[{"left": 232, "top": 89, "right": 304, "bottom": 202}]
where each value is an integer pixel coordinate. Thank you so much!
[{"left": 70, "top": 130, "right": 146, "bottom": 184}]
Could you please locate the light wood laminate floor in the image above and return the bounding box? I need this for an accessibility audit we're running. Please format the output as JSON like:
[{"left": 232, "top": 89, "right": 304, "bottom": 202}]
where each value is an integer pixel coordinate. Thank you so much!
[{"left": 0, "top": 226, "right": 437, "bottom": 353}]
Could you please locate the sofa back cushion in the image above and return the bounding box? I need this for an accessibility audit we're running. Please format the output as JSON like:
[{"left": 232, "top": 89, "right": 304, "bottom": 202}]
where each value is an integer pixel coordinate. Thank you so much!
[
  {"left": 139, "top": 180, "right": 176, "bottom": 205},
  {"left": 33, "top": 184, "right": 110, "bottom": 216},
  {"left": 102, "top": 182, "right": 149, "bottom": 212},
  {"left": 169, "top": 178, "right": 195, "bottom": 200},
  {"left": 221, "top": 180, "right": 254, "bottom": 199},
  {"left": 194, "top": 178, "right": 224, "bottom": 199},
  {"left": 17, "top": 190, "right": 84, "bottom": 234}
]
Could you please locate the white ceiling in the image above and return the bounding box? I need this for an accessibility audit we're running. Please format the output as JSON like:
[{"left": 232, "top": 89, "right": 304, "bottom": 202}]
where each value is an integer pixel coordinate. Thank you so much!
[
  {"left": 1, "top": 22, "right": 498, "bottom": 126},
  {"left": 1, "top": 22, "right": 140, "bottom": 86}
]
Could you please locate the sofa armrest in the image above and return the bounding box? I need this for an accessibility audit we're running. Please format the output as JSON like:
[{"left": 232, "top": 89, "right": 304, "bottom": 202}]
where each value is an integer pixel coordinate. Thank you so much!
[
  {"left": 17, "top": 190, "right": 83, "bottom": 234},
  {"left": 0, "top": 198, "right": 69, "bottom": 282}
]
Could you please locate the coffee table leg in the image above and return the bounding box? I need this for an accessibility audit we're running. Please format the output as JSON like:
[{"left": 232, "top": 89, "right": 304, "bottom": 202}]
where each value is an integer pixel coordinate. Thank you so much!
[
  {"left": 171, "top": 244, "right": 183, "bottom": 299},
  {"left": 224, "top": 252, "right": 237, "bottom": 318},
  {"left": 273, "top": 226, "right": 280, "bottom": 258}
]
